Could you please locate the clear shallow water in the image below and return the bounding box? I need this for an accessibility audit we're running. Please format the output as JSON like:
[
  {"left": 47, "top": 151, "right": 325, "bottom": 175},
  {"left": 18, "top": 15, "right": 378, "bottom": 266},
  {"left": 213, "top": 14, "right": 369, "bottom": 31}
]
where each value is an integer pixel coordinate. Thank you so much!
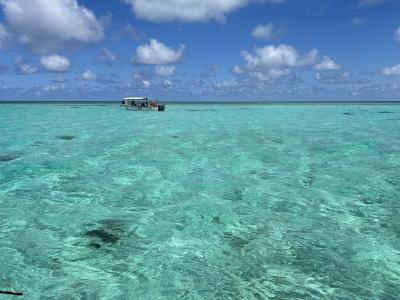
[{"left": 0, "top": 103, "right": 400, "bottom": 299}]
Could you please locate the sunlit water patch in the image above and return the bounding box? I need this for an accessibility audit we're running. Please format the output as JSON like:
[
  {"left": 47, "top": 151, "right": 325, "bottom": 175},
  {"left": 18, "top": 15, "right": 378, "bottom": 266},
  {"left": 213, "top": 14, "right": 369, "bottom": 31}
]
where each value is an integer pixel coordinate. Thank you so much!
[{"left": 0, "top": 103, "right": 400, "bottom": 299}]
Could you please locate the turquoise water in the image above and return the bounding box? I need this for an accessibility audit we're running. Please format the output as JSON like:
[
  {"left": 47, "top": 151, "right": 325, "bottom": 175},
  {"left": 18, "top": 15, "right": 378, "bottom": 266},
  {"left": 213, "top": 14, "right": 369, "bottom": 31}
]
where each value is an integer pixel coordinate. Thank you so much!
[{"left": 0, "top": 103, "right": 400, "bottom": 299}]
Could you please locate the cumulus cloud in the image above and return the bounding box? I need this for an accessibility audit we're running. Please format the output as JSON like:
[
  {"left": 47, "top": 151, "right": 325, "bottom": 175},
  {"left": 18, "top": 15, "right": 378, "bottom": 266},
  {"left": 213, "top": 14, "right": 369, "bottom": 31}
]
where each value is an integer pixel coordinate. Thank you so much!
[
  {"left": 214, "top": 79, "right": 238, "bottom": 90},
  {"left": 155, "top": 65, "right": 176, "bottom": 76},
  {"left": 314, "top": 55, "right": 341, "bottom": 71},
  {"left": 134, "top": 39, "right": 184, "bottom": 65},
  {"left": 241, "top": 44, "right": 318, "bottom": 70},
  {"left": 142, "top": 80, "right": 150, "bottom": 88},
  {"left": 100, "top": 47, "right": 118, "bottom": 64},
  {"left": 0, "top": 0, "right": 105, "bottom": 53},
  {"left": 250, "top": 68, "right": 291, "bottom": 80},
  {"left": 40, "top": 54, "right": 71, "bottom": 72},
  {"left": 252, "top": 23, "right": 285, "bottom": 40},
  {"left": 42, "top": 84, "right": 65, "bottom": 93},
  {"left": 314, "top": 71, "right": 359, "bottom": 84},
  {"left": 14, "top": 57, "right": 38, "bottom": 74},
  {"left": 163, "top": 80, "right": 172, "bottom": 87},
  {"left": 123, "top": 0, "right": 285, "bottom": 22},
  {"left": 234, "top": 43, "right": 340, "bottom": 81},
  {"left": 231, "top": 65, "right": 245, "bottom": 74},
  {"left": 382, "top": 64, "right": 400, "bottom": 76},
  {"left": 357, "top": 0, "right": 389, "bottom": 7},
  {"left": 0, "top": 23, "right": 11, "bottom": 48},
  {"left": 81, "top": 70, "right": 97, "bottom": 80}
]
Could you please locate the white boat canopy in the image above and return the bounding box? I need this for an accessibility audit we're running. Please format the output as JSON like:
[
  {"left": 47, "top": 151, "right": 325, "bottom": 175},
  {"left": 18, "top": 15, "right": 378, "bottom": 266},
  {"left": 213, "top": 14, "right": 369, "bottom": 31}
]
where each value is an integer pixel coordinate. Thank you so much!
[{"left": 123, "top": 97, "right": 149, "bottom": 101}]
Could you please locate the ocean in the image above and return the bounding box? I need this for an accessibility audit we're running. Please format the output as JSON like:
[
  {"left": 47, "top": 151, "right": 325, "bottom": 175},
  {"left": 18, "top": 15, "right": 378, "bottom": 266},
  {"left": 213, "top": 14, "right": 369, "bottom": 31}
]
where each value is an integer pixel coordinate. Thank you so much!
[{"left": 0, "top": 102, "right": 399, "bottom": 299}]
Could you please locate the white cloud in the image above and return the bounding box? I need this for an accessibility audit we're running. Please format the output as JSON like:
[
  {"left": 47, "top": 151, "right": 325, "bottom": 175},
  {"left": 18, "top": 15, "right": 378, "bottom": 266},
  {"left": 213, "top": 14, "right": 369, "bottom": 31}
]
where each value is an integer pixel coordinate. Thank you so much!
[
  {"left": 235, "top": 43, "right": 339, "bottom": 81},
  {"left": 0, "top": 0, "right": 104, "bottom": 53},
  {"left": 81, "top": 70, "right": 97, "bottom": 80},
  {"left": 382, "top": 64, "right": 400, "bottom": 76},
  {"left": 314, "top": 55, "right": 341, "bottom": 71},
  {"left": 231, "top": 65, "right": 245, "bottom": 74},
  {"left": 123, "top": 0, "right": 285, "bottom": 22},
  {"left": 163, "top": 80, "right": 172, "bottom": 87},
  {"left": 268, "top": 68, "right": 291, "bottom": 79},
  {"left": 142, "top": 80, "right": 150, "bottom": 88},
  {"left": 241, "top": 44, "right": 318, "bottom": 70},
  {"left": 155, "top": 65, "right": 176, "bottom": 76},
  {"left": 252, "top": 23, "right": 284, "bottom": 40},
  {"left": 249, "top": 68, "right": 291, "bottom": 80},
  {"left": 134, "top": 39, "right": 184, "bottom": 65},
  {"left": 100, "top": 47, "right": 118, "bottom": 64},
  {"left": 14, "top": 57, "right": 37, "bottom": 74},
  {"left": 357, "top": 0, "right": 388, "bottom": 8},
  {"left": 0, "top": 23, "right": 11, "bottom": 48},
  {"left": 395, "top": 26, "right": 400, "bottom": 42},
  {"left": 214, "top": 80, "right": 238, "bottom": 90},
  {"left": 315, "top": 71, "right": 354, "bottom": 84},
  {"left": 42, "top": 84, "right": 65, "bottom": 93},
  {"left": 40, "top": 54, "right": 71, "bottom": 72},
  {"left": 132, "top": 72, "right": 142, "bottom": 79}
]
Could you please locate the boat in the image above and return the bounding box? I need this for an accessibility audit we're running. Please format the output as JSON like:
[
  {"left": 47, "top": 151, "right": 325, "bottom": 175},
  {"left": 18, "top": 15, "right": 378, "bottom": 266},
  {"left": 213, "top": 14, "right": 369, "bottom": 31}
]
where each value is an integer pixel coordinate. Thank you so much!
[{"left": 121, "top": 97, "right": 165, "bottom": 111}]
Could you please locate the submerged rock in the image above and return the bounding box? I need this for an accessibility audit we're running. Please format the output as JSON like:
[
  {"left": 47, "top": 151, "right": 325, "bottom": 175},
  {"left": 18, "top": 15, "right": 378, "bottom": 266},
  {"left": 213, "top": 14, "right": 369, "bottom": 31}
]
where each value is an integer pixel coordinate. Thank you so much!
[
  {"left": 88, "top": 242, "right": 102, "bottom": 249},
  {"left": 85, "top": 229, "right": 119, "bottom": 244},
  {"left": 57, "top": 135, "right": 75, "bottom": 140},
  {"left": 223, "top": 232, "right": 250, "bottom": 250},
  {"left": 0, "top": 154, "right": 19, "bottom": 162},
  {"left": 84, "top": 219, "right": 128, "bottom": 249},
  {"left": 301, "top": 174, "right": 315, "bottom": 187},
  {"left": 212, "top": 216, "right": 222, "bottom": 224}
]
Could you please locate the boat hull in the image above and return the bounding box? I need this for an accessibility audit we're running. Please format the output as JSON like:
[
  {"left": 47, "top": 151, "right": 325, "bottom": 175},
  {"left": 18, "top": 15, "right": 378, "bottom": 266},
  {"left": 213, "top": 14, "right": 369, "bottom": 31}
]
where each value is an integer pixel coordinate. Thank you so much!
[
  {"left": 123, "top": 105, "right": 165, "bottom": 111},
  {"left": 124, "top": 105, "right": 157, "bottom": 111}
]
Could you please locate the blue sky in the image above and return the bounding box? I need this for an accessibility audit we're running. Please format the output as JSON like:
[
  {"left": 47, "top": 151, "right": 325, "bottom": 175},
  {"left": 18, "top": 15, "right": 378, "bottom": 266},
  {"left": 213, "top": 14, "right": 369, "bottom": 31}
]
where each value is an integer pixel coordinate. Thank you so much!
[{"left": 0, "top": 0, "right": 400, "bottom": 101}]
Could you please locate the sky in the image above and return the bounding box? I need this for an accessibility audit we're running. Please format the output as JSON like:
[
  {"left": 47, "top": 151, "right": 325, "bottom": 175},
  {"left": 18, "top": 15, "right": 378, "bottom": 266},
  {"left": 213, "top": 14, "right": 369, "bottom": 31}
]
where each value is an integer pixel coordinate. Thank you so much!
[{"left": 0, "top": 0, "right": 400, "bottom": 101}]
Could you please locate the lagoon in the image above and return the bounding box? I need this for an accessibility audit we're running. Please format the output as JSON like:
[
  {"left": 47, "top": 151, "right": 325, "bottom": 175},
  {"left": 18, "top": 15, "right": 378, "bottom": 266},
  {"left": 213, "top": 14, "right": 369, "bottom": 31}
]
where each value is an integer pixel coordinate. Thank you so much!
[{"left": 0, "top": 103, "right": 399, "bottom": 299}]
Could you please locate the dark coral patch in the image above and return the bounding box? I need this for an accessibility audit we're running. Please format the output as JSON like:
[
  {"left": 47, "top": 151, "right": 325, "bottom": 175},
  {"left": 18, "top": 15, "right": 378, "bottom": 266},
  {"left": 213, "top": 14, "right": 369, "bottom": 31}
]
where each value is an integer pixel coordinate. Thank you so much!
[
  {"left": 378, "top": 111, "right": 395, "bottom": 114},
  {"left": 85, "top": 229, "right": 119, "bottom": 244},
  {"left": 0, "top": 154, "right": 19, "bottom": 162},
  {"left": 57, "top": 135, "right": 75, "bottom": 140},
  {"left": 223, "top": 232, "right": 250, "bottom": 250},
  {"left": 212, "top": 216, "right": 222, "bottom": 224},
  {"left": 342, "top": 112, "right": 354, "bottom": 115},
  {"left": 89, "top": 242, "right": 102, "bottom": 249}
]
